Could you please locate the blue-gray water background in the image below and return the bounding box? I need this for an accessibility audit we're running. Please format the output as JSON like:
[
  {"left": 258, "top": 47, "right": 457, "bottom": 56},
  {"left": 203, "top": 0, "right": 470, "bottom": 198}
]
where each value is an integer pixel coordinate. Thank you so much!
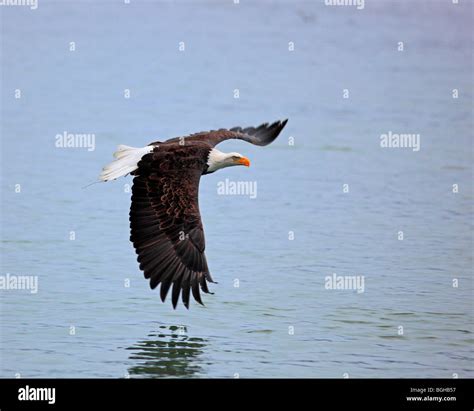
[{"left": 1, "top": 0, "right": 473, "bottom": 378}]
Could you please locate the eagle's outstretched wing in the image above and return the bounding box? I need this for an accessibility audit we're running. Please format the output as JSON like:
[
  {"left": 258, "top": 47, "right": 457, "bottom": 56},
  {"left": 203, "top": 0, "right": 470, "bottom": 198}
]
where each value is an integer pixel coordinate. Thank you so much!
[
  {"left": 159, "top": 119, "right": 288, "bottom": 148},
  {"left": 129, "top": 145, "right": 214, "bottom": 309}
]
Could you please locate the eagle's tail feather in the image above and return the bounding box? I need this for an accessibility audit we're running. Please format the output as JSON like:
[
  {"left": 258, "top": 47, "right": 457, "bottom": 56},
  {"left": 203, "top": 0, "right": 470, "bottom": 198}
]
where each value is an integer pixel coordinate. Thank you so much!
[{"left": 99, "top": 145, "right": 153, "bottom": 182}]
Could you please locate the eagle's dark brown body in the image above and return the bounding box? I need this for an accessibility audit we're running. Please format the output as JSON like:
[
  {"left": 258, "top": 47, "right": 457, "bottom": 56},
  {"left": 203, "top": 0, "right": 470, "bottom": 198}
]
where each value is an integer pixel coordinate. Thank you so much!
[{"left": 130, "top": 142, "right": 212, "bottom": 308}]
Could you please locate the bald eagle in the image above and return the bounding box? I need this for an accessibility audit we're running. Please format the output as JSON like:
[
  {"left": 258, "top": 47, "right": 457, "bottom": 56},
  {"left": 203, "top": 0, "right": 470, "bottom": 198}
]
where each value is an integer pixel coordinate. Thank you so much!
[{"left": 100, "top": 119, "right": 288, "bottom": 309}]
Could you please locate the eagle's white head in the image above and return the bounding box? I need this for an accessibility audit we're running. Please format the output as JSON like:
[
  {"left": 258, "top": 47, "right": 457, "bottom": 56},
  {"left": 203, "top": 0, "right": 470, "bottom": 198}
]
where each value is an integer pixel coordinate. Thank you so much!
[{"left": 206, "top": 148, "right": 250, "bottom": 174}]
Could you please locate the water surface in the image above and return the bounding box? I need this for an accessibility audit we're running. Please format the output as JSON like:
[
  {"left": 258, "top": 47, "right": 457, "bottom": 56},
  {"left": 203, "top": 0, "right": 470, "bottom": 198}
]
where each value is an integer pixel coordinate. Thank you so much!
[{"left": 1, "top": 0, "right": 472, "bottom": 378}]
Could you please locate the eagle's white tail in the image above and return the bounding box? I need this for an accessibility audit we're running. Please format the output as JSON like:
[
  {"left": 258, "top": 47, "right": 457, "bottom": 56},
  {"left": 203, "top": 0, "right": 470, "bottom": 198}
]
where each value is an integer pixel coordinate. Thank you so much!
[{"left": 99, "top": 145, "right": 154, "bottom": 182}]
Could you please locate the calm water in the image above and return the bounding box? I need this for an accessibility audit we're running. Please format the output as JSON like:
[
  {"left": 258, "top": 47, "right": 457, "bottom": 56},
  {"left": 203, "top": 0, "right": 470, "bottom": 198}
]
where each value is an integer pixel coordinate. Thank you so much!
[{"left": 1, "top": 1, "right": 472, "bottom": 378}]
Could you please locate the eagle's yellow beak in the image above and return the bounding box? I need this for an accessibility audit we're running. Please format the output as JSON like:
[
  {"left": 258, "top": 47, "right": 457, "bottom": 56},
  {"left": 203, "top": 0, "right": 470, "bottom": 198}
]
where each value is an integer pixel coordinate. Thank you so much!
[{"left": 237, "top": 157, "right": 250, "bottom": 167}]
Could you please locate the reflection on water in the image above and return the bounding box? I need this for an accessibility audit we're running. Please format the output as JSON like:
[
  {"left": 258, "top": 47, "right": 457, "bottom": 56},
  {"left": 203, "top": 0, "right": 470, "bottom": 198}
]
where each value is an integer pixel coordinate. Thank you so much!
[{"left": 126, "top": 324, "right": 207, "bottom": 378}]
